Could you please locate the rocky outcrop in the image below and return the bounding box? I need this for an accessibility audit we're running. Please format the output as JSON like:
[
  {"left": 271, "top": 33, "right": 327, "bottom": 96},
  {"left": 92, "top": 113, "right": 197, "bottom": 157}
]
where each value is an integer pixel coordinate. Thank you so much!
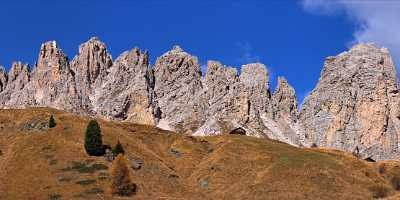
[
  {"left": 0, "top": 62, "right": 30, "bottom": 105},
  {"left": 299, "top": 43, "right": 400, "bottom": 160},
  {"left": 272, "top": 77, "right": 297, "bottom": 123},
  {"left": 237, "top": 63, "right": 272, "bottom": 137},
  {"left": 194, "top": 61, "right": 272, "bottom": 138},
  {"left": 71, "top": 37, "right": 113, "bottom": 112},
  {"left": 6, "top": 62, "right": 30, "bottom": 91},
  {"left": 0, "top": 41, "right": 80, "bottom": 109},
  {"left": 154, "top": 46, "right": 204, "bottom": 133},
  {"left": 0, "top": 38, "right": 399, "bottom": 160},
  {"left": 193, "top": 61, "right": 240, "bottom": 136},
  {"left": 95, "top": 48, "right": 159, "bottom": 125},
  {"left": 262, "top": 77, "right": 306, "bottom": 146},
  {"left": 193, "top": 61, "right": 302, "bottom": 142},
  {"left": 0, "top": 66, "right": 7, "bottom": 92},
  {"left": 26, "top": 41, "right": 80, "bottom": 111}
]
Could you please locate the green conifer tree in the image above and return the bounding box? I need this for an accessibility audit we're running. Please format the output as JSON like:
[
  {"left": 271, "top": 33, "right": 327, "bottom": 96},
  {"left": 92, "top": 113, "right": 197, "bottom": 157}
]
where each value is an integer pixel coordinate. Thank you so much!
[
  {"left": 49, "top": 115, "right": 56, "bottom": 128},
  {"left": 113, "top": 141, "right": 125, "bottom": 156},
  {"left": 84, "top": 120, "right": 104, "bottom": 156}
]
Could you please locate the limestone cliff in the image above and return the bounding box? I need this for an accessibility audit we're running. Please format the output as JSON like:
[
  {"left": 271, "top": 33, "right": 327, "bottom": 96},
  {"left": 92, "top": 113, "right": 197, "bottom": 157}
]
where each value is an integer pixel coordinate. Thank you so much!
[
  {"left": 0, "top": 38, "right": 399, "bottom": 160},
  {"left": 299, "top": 43, "right": 400, "bottom": 160}
]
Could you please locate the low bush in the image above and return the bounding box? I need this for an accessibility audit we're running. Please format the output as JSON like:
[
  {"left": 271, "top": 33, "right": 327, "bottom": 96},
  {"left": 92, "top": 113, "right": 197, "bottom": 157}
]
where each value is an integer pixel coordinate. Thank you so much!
[
  {"left": 369, "top": 183, "right": 390, "bottom": 199},
  {"left": 112, "top": 141, "right": 125, "bottom": 157},
  {"left": 76, "top": 179, "right": 96, "bottom": 185},
  {"left": 378, "top": 164, "right": 386, "bottom": 174},
  {"left": 84, "top": 187, "right": 104, "bottom": 195},
  {"left": 91, "top": 163, "right": 108, "bottom": 171},
  {"left": 391, "top": 175, "right": 400, "bottom": 191},
  {"left": 47, "top": 194, "right": 61, "bottom": 200},
  {"left": 49, "top": 159, "right": 58, "bottom": 166},
  {"left": 62, "top": 161, "right": 107, "bottom": 173}
]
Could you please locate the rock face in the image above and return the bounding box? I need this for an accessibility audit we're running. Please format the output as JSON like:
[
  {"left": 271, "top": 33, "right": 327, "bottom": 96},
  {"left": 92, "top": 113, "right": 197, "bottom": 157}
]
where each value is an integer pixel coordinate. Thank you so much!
[
  {"left": 0, "top": 66, "right": 7, "bottom": 92},
  {"left": 6, "top": 62, "right": 30, "bottom": 92},
  {"left": 0, "top": 38, "right": 399, "bottom": 160},
  {"left": 153, "top": 46, "right": 204, "bottom": 133},
  {"left": 26, "top": 41, "right": 80, "bottom": 111},
  {"left": 272, "top": 77, "right": 297, "bottom": 123},
  {"left": 0, "top": 41, "right": 80, "bottom": 110},
  {"left": 194, "top": 61, "right": 241, "bottom": 136},
  {"left": 95, "top": 48, "right": 159, "bottom": 125},
  {"left": 70, "top": 37, "right": 113, "bottom": 112},
  {"left": 0, "top": 62, "right": 30, "bottom": 105},
  {"left": 299, "top": 43, "right": 400, "bottom": 160}
]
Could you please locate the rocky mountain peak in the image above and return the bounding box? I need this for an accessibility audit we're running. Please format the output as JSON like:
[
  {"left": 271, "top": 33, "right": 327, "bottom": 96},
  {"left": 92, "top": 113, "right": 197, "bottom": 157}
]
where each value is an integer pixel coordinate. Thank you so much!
[
  {"left": 239, "top": 63, "right": 270, "bottom": 120},
  {"left": 114, "top": 48, "right": 149, "bottom": 71},
  {"left": 7, "top": 62, "right": 30, "bottom": 91},
  {"left": 70, "top": 37, "right": 113, "bottom": 110},
  {"left": 240, "top": 63, "right": 270, "bottom": 91},
  {"left": 0, "top": 66, "right": 7, "bottom": 92},
  {"left": 1, "top": 38, "right": 399, "bottom": 160},
  {"left": 272, "top": 77, "right": 297, "bottom": 123},
  {"left": 37, "top": 40, "right": 69, "bottom": 72},
  {"left": 300, "top": 43, "right": 400, "bottom": 160},
  {"left": 171, "top": 45, "right": 183, "bottom": 52},
  {"left": 154, "top": 46, "right": 203, "bottom": 132},
  {"left": 94, "top": 46, "right": 158, "bottom": 125},
  {"left": 204, "top": 60, "right": 238, "bottom": 85},
  {"left": 71, "top": 37, "right": 112, "bottom": 84}
]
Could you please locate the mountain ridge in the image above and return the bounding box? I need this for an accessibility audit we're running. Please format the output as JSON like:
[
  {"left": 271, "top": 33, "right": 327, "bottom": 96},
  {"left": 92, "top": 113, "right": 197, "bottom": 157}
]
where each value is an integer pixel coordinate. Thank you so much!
[{"left": 0, "top": 37, "right": 399, "bottom": 160}]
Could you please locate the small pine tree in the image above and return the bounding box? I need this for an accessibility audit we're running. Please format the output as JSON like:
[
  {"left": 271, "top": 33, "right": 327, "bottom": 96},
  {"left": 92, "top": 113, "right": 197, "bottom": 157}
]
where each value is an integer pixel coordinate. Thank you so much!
[
  {"left": 113, "top": 141, "right": 125, "bottom": 157},
  {"left": 84, "top": 120, "right": 105, "bottom": 156},
  {"left": 49, "top": 115, "right": 56, "bottom": 128},
  {"left": 110, "top": 154, "right": 136, "bottom": 196}
]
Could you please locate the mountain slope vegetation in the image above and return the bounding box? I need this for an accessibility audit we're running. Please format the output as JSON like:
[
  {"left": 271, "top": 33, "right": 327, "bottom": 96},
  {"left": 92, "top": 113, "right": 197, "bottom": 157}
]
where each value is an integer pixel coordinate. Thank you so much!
[{"left": 0, "top": 108, "right": 400, "bottom": 199}]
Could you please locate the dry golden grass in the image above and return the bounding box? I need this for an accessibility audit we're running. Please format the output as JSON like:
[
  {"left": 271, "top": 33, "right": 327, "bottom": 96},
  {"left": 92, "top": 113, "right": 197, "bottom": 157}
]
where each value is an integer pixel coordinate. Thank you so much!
[{"left": 0, "top": 107, "right": 399, "bottom": 199}]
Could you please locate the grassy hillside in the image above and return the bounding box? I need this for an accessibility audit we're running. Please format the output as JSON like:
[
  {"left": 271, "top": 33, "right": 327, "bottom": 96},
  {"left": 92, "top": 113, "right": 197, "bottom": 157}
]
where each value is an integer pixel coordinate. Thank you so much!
[{"left": 0, "top": 108, "right": 400, "bottom": 199}]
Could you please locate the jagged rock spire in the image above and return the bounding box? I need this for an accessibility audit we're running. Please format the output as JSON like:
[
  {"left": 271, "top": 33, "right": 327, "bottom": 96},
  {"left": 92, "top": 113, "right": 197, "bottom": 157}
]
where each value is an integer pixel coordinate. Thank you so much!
[
  {"left": 154, "top": 46, "right": 203, "bottom": 133},
  {"left": 0, "top": 39, "right": 398, "bottom": 160},
  {"left": 71, "top": 37, "right": 113, "bottom": 85},
  {"left": 238, "top": 63, "right": 271, "bottom": 133},
  {"left": 272, "top": 76, "right": 297, "bottom": 123},
  {"left": 0, "top": 66, "right": 7, "bottom": 92},
  {"left": 10, "top": 40, "right": 80, "bottom": 111},
  {"left": 7, "top": 62, "right": 30, "bottom": 91},
  {"left": 37, "top": 40, "right": 69, "bottom": 72},
  {"left": 203, "top": 60, "right": 238, "bottom": 108},
  {"left": 299, "top": 43, "right": 400, "bottom": 160},
  {"left": 95, "top": 47, "right": 159, "bottom": 125},
  {"left": 70, "top": 37, "right": 113, "bottom": 111}
]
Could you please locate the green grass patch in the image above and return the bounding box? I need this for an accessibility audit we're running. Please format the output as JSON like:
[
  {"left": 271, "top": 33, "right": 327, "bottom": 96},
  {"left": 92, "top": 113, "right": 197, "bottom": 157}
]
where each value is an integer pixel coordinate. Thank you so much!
[
  {"left": 47, "top": 194, "right": 62, "bottom": 200},
  {"left": 57, "top": 176, "right": 72, "bottom": 182},
  {"left": 84, "top": 187, "right": 104, "bottom": 195},
  {"left": 76, "top": 179, "right": 96, "bottom": 185},
  {"left": 61, "top": 161, "right": 108, "bottom": 173},
  {"left": 49, "top": 159, "right": 58, "bottom": 165},
  {"left": 91, "top": 163, "right": 108, "bottom": 171}
]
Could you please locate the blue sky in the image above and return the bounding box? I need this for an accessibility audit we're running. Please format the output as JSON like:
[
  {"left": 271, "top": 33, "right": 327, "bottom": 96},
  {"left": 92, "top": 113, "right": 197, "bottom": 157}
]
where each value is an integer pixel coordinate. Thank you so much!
[{"left": 0, "top": 0, "right": 397, "bottom": 103}]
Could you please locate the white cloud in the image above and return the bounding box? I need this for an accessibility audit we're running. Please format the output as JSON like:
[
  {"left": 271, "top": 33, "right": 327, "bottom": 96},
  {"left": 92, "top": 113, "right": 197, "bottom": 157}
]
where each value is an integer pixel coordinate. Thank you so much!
[{"left": 301, "top": 0, "right": 400, "bottom": 66}]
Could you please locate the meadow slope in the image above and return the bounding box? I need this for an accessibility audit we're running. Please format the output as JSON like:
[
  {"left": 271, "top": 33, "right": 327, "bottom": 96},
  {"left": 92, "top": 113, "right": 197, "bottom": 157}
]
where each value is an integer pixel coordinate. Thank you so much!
[{"left": 0, "top": 108, "right": 400, "bottom": 200}]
